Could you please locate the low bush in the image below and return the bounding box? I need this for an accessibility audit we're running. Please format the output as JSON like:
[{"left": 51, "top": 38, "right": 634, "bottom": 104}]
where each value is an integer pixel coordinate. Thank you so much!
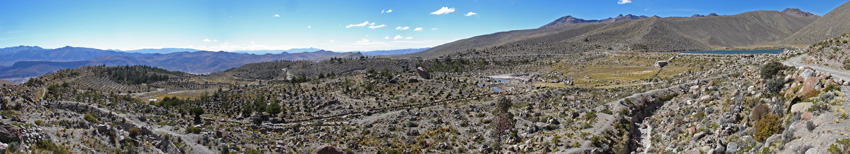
[
  {"left": 84, "top": 113, "right": 99, "bottom": 123},
  {"left": 754, "top": 113, "right": 783, "bottom": 142}
]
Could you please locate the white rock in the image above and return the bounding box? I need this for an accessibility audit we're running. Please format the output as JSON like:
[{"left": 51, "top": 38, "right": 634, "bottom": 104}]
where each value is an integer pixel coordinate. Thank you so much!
[{"left": 790, "top": 103, "right": 814, "bottom": 113}]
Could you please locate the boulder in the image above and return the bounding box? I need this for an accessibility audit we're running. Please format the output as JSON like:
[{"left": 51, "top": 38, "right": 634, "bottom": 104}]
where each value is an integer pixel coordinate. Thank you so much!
[
  {"left": 790, "top": 103, "right": 813, "bottom": 113},
  {"left": 725, "top": 142, "right": 738, "bottom": 154},
  {"left": 693, "top": 131, "right": 706, "bottom": 141},
  {"left": 0, "top": 122, "right": 21, "bottom": 143},
  {"left": 801, "top": 111, "right": 812, "bottom": 121},
  {"left": 311, "top": 144, "right": 343, "bottom": 154},
  {"left": 714, "top": 144, "right": 725, "bottom": 154},
  {"left": 798, "top": 77, "right": 820, "bottom": 95},
  {"left": 416, "top": 67, "right": 431, "bottom": 79},
  {"left": 800, "top": 68, "right": 815, "bottom": 78},
  {"left": 805, "top": 148, "right": 819, "bottom": 154}
]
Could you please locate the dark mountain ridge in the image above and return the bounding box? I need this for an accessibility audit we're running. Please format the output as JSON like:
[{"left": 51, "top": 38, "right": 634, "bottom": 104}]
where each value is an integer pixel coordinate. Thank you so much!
[{"left": 540, "top": 14, "right": 650, "bottom": 29}]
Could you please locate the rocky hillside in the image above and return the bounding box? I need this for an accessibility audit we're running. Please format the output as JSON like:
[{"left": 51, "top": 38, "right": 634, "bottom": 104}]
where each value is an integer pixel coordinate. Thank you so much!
[
  {"left": 783, "top": 1, "right": 850, "bottom": 46},
  {"left": 783, "top": 33, "right": 850, "bottom": 70},
  {"left": 408, "top": 9, "right": 817, "bottom": 59}
]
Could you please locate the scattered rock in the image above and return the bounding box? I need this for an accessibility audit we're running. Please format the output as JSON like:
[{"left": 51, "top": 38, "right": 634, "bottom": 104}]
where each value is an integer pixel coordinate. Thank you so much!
[{"left": 693, "top": 132, "right": 706, "bottom": 141}]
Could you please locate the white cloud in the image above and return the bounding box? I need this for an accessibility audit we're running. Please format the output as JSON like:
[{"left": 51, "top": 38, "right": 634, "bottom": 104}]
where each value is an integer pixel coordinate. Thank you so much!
[
  {"left": 203, "top": 38, "right": 211, "bottom": 42},
  {"left": 431, "top": 28, "right": 439, "bottom": 30},
  {"left": 618, "top": 0, "right": 632, "bottom": 4},
  {"left": 387, "top": 9, "right": 392, "bottom": 13},
  {"left": 405, "top": 37, "right": 413, "bottom": 40},
  {"left": 465, "top": 12, "right": 477, "bottom": 16},
  {"left": 329, "top": 40, "right": 335, "bottom": 43},
  {"left": 274, "top": 14, "right": 280, "bottom": 17},
  {"left": 414, "top": 27, "right": 423, "bottom": 31},
  {"left": 346, "top": 21, "right": 370, "bottom": 28},
  {"left": 356, "top": 39, "right": 370, "bottom": 43},
  {"left": 430, "top": 7, "right": 455, "bottom": 15},
  {"left": 395, "top": 26, "right": 410, "bottom": 30},
  {"left": 307, "top": 26, "right": 312, "bottom": 28},
  {"left": 369, "top": 24, "right": 386, "bottom": 29},
  {"left": 385, "top": 36, "right": 390, "bottom": 39},
  {"left": 393, "top": 35, "right": 403, "bottom": 40}
]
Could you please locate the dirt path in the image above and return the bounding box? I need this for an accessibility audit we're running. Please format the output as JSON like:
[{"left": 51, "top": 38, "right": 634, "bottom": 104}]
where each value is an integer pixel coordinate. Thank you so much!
[
  {"left": 638, "top": 122, "right": 652, "bottom": 154},
  {"left": 783, "top": 56, "right": 850, "bottom": 81}
]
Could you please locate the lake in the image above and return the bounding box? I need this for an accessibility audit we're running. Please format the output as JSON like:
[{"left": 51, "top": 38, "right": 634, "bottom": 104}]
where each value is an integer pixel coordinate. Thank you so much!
[{"left": 680, "top": 49, "right": 784, "bottom": 54}]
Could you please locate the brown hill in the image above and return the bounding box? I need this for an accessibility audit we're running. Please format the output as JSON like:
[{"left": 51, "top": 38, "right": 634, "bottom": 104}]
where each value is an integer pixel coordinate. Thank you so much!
[
  {"left": 540, "top": 14, "right": 649, "bottom": 29},
  {"left": 782, "top": 1, "right": 850, "bottom": 46},
  {"left": 408, "top": 9, "right": 816, "bottom": 59},
  {"left": 0, "top": 79, "right": 13, "bottom": 86}
]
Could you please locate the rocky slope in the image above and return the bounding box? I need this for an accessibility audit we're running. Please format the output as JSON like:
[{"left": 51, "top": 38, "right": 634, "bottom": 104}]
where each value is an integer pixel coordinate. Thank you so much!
[
  {"left": 782, "top": 1, "right": 850, "bottom": 46},
  {"left": 409, "top": 9, "right": 817, "bottom": 59}
]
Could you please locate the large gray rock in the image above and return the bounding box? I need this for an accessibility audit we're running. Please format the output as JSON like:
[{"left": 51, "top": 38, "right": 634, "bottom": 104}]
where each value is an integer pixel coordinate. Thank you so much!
[
  {"left": 693, "top": 132, "right": 707, "bottom": 141},
  {"left": 800, "top": 69, "right": 815, "bottom": 78},
  {"left": 0, "top": 122, "right": 20, "bottom": 143},
  {"left": 725, "top": 142, "right": 738, "bottom": 154},
  {"left": 805, "top": 148, "right": 819, "bottom": 154},
  {"left": 790, "top": 103, "right": 814, "bottom": 113},
  {"left": 714, "top": 144, "right": 725, "bottom": 154}
]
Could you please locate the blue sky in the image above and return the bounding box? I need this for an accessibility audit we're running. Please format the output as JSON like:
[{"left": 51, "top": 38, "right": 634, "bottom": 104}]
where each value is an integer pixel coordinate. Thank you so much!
[{"left": 0, "top": 0, "right": 845, "bottom": 52}]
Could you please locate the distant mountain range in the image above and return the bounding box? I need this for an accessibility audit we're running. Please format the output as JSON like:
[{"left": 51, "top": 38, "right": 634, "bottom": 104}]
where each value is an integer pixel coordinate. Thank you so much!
[
  {"left": 408, "top": 7, "right": 824, "bottom": 58},
  {"left": 360, "top": 48, "right": 430, "bottom": 56},
  {"left": 0, "top": 46, "right": 431, "bottom": 82}
]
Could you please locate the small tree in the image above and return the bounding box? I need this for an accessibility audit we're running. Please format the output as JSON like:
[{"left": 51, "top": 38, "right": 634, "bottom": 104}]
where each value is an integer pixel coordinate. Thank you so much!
[
  {"left": 190, "top": 107, "right": 205, "bottom": 124},
  {"left": 266, "top": 100, "right": 281, "bottom": 116},
  {"left": 491, "top": 97, "right": 515, "bottom": 150},
  {"left": 760, "top": 61, "right": 786, "bottom": 79},
  {"left": 253, "top": 98, "right": 267, "bottom": 114}
]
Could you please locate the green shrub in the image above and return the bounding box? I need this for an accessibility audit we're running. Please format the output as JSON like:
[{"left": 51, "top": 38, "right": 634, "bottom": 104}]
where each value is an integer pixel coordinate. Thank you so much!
[
  {"left": 765, "top": 78, "right": 785, "bottom": 96},
  {"left": 186, "top": 126, "right": 202, "bottom": 134},
  {"left": 824, "top": 84, "right": 840, "bottom": 93},
  {"left": 760, "top": 61, "right": 786, "bottom": 79},
  {"left": 36, "top": 140, "right": 69, "bottom": 153},
  {"left": 600, "top": 108, "right": 613, "bottom": 114},
  {"left": 754, "top": 113, "right": 783, "bottom": 142},
  {"left": 584, "top": 112, "right": 597, "bottom": 122},
  {"left": 84, "top": 113, "right": 99, "bottom": 123},
  {"left": 828, "top": 139, "right": 850, "bottom": 154}
]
